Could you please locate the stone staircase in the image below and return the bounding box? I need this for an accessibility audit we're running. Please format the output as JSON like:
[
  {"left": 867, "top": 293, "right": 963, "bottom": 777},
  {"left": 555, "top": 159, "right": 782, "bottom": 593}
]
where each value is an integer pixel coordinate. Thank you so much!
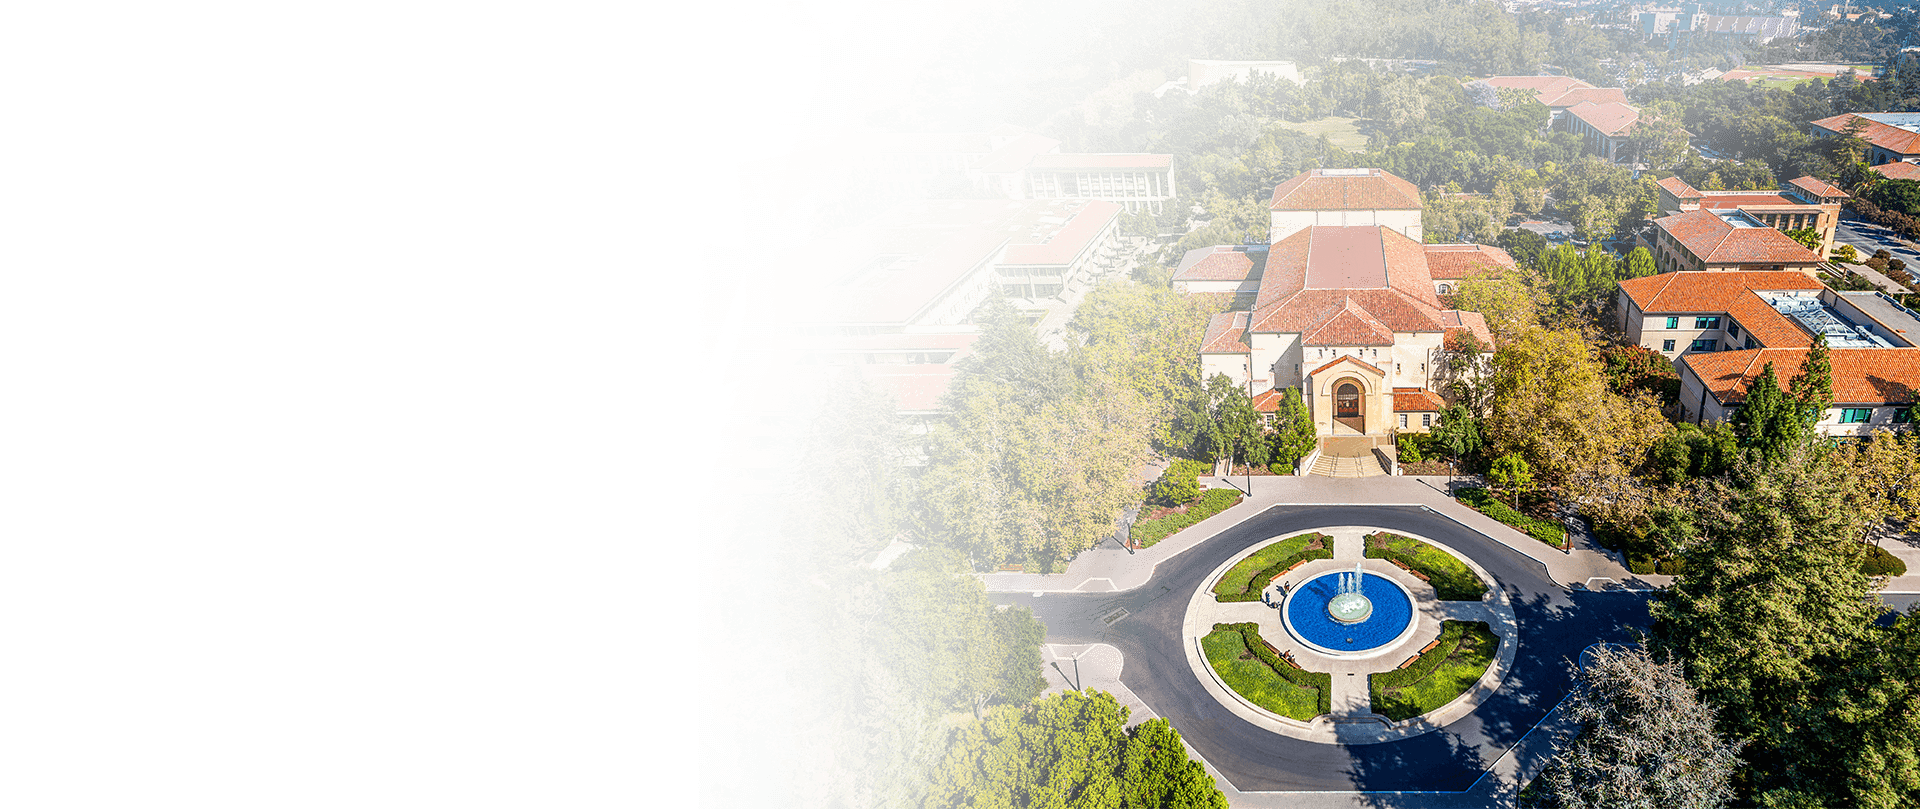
[{"left": 1310, "top": 452, "right": 1389, "bottom": 478}]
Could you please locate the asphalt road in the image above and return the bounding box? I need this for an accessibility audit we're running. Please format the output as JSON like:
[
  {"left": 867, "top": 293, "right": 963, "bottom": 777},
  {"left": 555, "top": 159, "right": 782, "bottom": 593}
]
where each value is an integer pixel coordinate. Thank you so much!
[
  {"left": 994, "top": 505, "right": 1653, "bottom": 793},
  {"left": 1835, "top": 215, "right": 1920, "bottom": 270}
]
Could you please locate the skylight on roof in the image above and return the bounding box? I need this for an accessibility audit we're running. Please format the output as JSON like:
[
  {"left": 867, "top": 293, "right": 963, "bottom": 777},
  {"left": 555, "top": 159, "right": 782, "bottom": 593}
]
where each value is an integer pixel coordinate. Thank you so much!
[{"left": 1319, "top": 168, "right": 1372, "bottom": 176}]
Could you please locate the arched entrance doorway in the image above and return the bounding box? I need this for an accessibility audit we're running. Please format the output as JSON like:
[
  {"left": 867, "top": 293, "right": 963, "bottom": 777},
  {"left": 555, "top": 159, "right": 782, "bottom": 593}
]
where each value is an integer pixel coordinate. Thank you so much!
[{"left": 1334, "top": 380, "right": 1364, "bottom": 434}]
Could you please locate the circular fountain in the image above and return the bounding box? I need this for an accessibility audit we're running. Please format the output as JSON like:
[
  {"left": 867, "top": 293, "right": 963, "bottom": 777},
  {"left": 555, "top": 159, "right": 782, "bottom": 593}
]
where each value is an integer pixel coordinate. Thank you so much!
[{"left": 1282, "top": 564, "right": 1417, "bottom": 658}]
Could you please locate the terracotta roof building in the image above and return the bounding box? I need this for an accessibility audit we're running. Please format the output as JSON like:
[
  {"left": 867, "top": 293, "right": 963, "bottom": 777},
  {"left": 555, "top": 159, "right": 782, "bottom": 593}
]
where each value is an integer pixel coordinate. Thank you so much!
[
  {"left": 1650, "top": 174, "right": 1846, "bottom": 255},
  {"left": 1189, "top": 169, "right": 1500, "bottom": 459},
  {"left": 1677, "top": 347, "right": 1920, "bottom": 434},
  {"left": 1619, "top": 270, "right": 1920, "bottom": 376},
  {"left": 1874, "top": 161, "right": 1920, "bottom": 181},
  {"left": 1643, "top": 208, "right": 1825, "bottom": 273},
  {"left": 1471, "top": 77, "right": 1634, "bottom": 126},
  {"left": 1268, "top": 168, "right": 1424, "bottom": 243},
  {"left": 1809, "top": 113, "right": 1920, "bottom": 166},
  {"left": 1422, "top": 243, "right": 1517, "bottom": 295},
  {"left": 1566, "top": 101, "right": 1644, "bottom": 163}
]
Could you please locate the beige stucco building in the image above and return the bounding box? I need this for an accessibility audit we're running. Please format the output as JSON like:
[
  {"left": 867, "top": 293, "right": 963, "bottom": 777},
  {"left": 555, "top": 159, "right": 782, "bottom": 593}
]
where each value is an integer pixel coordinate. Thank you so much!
[{"left": 1175, "top": 169, "right": 1502, "bottom": 474}]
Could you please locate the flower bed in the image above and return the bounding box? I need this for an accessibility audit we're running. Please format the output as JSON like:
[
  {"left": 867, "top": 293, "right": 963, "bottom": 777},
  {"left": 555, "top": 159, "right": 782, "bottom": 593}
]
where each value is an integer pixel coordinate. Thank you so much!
[
  {"left": 1211, "top": 533, "right": 1333, "bottom": 602},
  {"left": 1201, "top": 622, "right": 1331, "bottom": 721},
  {"left": 1364, "top": 532, "right": 1487, "bottom": 600},
  {"left": 1131, "top": 488, "right": 1241, "bottom": 548},
  {"left": 1370, "top": 621, "right": 1499, "bottom": 721},
  {"left": 1456, "top": 487, "right": 1567, "bottom": 549}
]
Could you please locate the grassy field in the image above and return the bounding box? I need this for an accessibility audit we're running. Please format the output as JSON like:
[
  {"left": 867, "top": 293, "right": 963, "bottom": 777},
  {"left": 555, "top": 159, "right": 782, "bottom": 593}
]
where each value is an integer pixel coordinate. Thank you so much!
[
  {"left": 1201, "top": 624, "right": 1330, "bottom": 720},
  {"left": 1370, "top": 621, "right": 1500, "bottom": 721},
  {"left": 1212, "top": 532, "right": 1331, "bottom": 600},
  {"left": 1365, "top": 532, "right": 1487, "bottom": 600},
  {"left": 1269, "top": 117, "right": 1367, "bottom": 151}
]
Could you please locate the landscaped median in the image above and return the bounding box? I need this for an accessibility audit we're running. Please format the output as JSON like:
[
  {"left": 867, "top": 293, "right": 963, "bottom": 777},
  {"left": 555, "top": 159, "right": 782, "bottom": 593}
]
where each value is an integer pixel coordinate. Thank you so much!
[
  {"left": 1364, "top": 532, "right": 1487, "bottom": 600},
  {"left": 1369, "top": 620, "right": 1499, "bottom": 722},
  {"left": 1200, "top": 622, "right": 1332, "bottom": 721},
  {"left": 1131, "top": 488, "right": 1242, "bottom": 548},
  {"left": 1211, "top": 532, "right": 1332, "bottom": 602},
  {"left": 1455, "top": 487, "right": 1567, "bottom": 549}
]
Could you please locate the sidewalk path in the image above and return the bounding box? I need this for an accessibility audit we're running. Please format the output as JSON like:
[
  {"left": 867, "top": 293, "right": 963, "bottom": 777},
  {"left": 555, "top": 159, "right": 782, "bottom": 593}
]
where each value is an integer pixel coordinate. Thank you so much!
[{"left": 982, "top": 475, "right": 1668, "bottom": 594}]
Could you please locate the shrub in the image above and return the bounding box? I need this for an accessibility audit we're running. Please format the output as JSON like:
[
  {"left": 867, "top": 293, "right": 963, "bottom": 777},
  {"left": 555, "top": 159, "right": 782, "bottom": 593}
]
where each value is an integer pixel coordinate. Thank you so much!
[
  {"left": 1213, "top": 533, "right": 1332, "bottom": 600},
  {"left": 1862, "top": 544, "right": 1908, "bottom": 577},
  {"left": 1370, "top": 621, "right": 1499, "bottom": 721},
  {"left": 1457, "top": 487, "right": 1567, "bottom": 548},
  {"left": 1147, "top": 458, "right": 1211, "bottom": 507},
  {"left": 1396, "top": 433, "right": 1435, "bottom": 463},
  {"left": 1132, "top": 488, "right": 1240, "bottom": 547},
  {"left": 1365, "top": 532, "right": 1487, "bottom": 600},
  {"left": 1204, "top": 622, "right": 1332, "bottom": 718}
]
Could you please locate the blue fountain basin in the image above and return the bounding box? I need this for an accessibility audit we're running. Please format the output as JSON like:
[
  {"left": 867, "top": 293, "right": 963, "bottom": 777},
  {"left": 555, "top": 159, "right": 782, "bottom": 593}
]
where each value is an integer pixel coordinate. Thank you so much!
[{"left": 1284, "top": 571, "right": 1414, "bottom": 655}]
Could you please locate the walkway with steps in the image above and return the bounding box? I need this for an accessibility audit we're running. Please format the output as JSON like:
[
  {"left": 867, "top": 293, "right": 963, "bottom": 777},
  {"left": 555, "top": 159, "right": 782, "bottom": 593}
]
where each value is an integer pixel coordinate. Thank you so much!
[
  {"left": 1310, "top": 453, "right": 1387, "bottom": 477},
  {"left": 1310, "top": 435, "right": 1389, "bottom": 478}
]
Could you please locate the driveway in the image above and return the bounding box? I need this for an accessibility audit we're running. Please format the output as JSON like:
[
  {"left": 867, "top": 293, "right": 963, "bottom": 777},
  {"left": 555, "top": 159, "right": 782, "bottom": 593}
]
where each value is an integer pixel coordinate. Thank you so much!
[
  {"left": 992, "top": 504, "right": 1653, "bottom": 794},
  {"left": 1835, "top": 211, "right": 1912, "bottom": 267}
]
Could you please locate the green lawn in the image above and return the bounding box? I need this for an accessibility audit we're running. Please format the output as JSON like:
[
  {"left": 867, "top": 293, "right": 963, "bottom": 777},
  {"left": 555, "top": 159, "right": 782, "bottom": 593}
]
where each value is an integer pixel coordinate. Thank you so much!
[
  {"left": 1370, "top": 621, "right": 1500, "bottom": 721},
  {"left": 1268, "top": 117, "right": 1367, "bottom": 151},
  {"left": 1212, "top": 532, "right": 1331, "bottom": 601},
  {"left": 1365, "top": 532, "right": 1487, "bottom": 600},
  {"left": 1201, "top": 623, "right": 1330, "bottom": 721}
]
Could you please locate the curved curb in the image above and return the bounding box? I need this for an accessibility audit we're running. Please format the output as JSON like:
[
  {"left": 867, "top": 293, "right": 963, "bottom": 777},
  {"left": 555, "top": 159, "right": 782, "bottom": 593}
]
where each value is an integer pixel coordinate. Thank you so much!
[{"left": 1180, "top": 526, "right": 1518, "bottom": 746}]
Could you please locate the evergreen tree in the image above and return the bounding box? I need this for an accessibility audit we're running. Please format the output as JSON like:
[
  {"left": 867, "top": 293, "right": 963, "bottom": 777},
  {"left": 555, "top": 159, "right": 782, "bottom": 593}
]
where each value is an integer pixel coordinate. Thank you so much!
[
  {"left": 1788, "top": 334, "right": 1833, "bottom": 433},
  {"left": 1532, "top": 645, "right": 1743, "bottom": 809},
  {"left": 1428, "top": 404, "right": 1483, "bottom": 462},
  {"left": 1626, "top": 246, "right": 1657, "bottom": 279},
  {"left": 1267, "top": 388, "right": 1317, "bottom": 471},
  {"left": 1730, "top": 362, "right": 1802, "bottom": 466}
]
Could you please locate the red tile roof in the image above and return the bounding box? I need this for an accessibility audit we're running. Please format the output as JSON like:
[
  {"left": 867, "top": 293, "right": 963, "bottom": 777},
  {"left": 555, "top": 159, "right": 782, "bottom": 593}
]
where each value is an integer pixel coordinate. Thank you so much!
[
  {"left": 1566, "top": 101, "right": 1640, "bottom": 137},
  {"left": 1682, "top": 347, "right": 1920, "bottom": 405},
  {"left": 1423, "top": 244, "right": 1517, "bottom": 279},
  {"left": 1302, "top": 299, "right": 1396, "bottom": 346},
  {"left": 1200, "top": 311, "right": 1250, "bottom": 354},
  {"left": 1440, "top": 310, "right": 1496, "bottom": 348},
  {"left": 858, "top": 363, "right": 963, "bottom": 412},
  {"left": 1000, "top": 200, "right": 1121, "bottom": 266},
  {"left": 1310, "top": 355, "right": 1386, "bottom": 378},
  {"left": 818, "top": 227, "right": 1010, "bottom": 324},
  {"left": 1474, "top": 76, "right": 1597, "bottom": 95},
  {"left": 1028, "top": 153, "right": 1173, "bottom": 169},
  {"left": 1788, "top": 175, "right": 1848, "bottom": 199},
  {"left": 1540, "top": 87, "right": 1629, "bottom": 108},
  {"left": 1695, "top": 192, "right": 1801, "bottom": 208},
  {"left": 1657, "top": 176, "right": 1702, "bottom": 199},
  {"left": 1810, "top": 113, "right": 1920, "bottom": 158},
  {"left": 1268, "top": 169, "right": 1421, "bottom": 211},
  {"left": 1392, "top": 388, "right": 1447, "bottom": 412},
  {"left": 1618, "top": 270, "right": 1826, "bottom": 312},
  {"left": 974, "top": 133, "right": 1062, "bottom": 173},
  {"left": 1172, "top": 245, "right": 1267, "bottom": 283},
  {"left": 1650, "top": 210, "right": 1824, "bottom": 264},
  {"left": 1873, "top": 162, "right": 1920, "bottom": 181},
  {"left": 1251, "top": 389, "right": 1288, "bottom": 412},
  {"left": 1721, "top": 292, "right": 1813, "bottom": 348}
]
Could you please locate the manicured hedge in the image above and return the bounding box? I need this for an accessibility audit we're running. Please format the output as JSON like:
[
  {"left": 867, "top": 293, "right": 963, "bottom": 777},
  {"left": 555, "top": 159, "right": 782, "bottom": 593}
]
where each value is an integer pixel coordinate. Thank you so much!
[
  {"left": 1456, "top": 487, "right": 1567, "bottom": 548},
  {"left": 1201, "top": 622, "right": 1331, "bottom": 720},
  {"left": 1212, "top": 533, "right": 1332, "bottom": 601},
  {"left": 1370, "top": 621, "right": 1499, "bottom": 722},
  {"left": 1364, "top": 532, "right": 1487, "bottom": 600},
  {"left": 1131, "top": 488, "right": 1241, "bottom": 548},
  {"left": 1862, "top": 544, "right": 1909, "bottom": 577}
]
